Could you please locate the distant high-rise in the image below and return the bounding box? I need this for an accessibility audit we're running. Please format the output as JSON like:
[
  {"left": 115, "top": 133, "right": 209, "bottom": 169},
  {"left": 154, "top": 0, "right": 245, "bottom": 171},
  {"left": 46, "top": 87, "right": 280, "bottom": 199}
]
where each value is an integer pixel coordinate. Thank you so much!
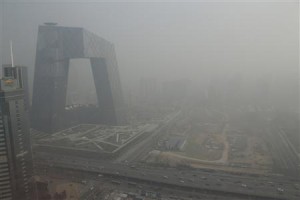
[
  {"left": 32, "top": 24, "right": 125, "bottom": 133},
  {"left": 2, "top": 65, "right": 30, "bottom": 112},
  {"left": 162, "top": 79, "right": 190, "bottom": 106},
  {"left": 0, "top": 65, "right": 33, "bottom": 200},
  {"left": 138, "top": 78, "right": 158, "bottom": 106}
]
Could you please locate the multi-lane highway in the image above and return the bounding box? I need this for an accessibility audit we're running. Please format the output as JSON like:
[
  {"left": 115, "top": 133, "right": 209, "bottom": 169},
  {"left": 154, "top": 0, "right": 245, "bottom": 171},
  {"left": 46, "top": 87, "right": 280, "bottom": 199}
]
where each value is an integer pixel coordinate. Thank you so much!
[{"left": 34, "top": 154, "right": 300, "bottom": 200}]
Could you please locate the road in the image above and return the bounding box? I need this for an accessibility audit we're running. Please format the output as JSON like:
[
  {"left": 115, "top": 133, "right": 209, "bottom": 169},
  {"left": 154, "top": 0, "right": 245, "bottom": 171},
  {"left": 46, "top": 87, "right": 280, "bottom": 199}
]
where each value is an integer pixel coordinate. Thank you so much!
[
  {"left": 34, "top": 154, "right": 300, "bottom": 200},
  {"left": 265, "top": 126, "right": 300, "bottom": 176},
  {"left": 115, "top": 110, "right": 182, "bottom": 163}
]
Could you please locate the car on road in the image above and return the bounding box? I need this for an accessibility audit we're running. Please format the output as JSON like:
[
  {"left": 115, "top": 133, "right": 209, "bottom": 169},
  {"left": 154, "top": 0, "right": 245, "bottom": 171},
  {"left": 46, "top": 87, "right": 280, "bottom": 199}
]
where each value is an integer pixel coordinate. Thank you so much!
[
  {"left": 277, "top": 187, "right": 284, "bottom": 194},
  {"left": 111, "top": 180, "right": 121, "bottom": 185},
  {"left": 268, "top": 181, "right": 274, "bottom": 186}
]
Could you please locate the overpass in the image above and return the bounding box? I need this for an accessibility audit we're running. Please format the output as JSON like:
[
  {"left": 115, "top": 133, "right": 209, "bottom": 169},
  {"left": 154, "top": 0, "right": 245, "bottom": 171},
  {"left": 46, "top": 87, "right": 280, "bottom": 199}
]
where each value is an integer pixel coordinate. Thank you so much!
[{"left": 34, "top": 154, "right": 300, "bottom": 200}]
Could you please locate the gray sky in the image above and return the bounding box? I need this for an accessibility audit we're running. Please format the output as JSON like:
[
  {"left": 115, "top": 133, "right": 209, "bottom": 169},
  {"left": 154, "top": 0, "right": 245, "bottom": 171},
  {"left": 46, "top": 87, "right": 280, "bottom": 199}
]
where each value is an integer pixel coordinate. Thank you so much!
[{"left": 0, "top": 0, "right": 298, "bottom": 96}]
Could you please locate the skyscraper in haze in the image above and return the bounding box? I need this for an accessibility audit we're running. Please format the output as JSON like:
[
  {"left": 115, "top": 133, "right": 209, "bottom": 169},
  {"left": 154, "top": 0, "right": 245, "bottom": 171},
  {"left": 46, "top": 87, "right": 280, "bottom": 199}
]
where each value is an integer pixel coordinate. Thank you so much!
[
  {"left": 2, "top": 65, "right": 30, "bottom": 112},
  {"left": 32, "top": 24, "right": 126, "bottom": 133},
  {"left": 0, "top": 65, "right": 33, "bottom": 200}
]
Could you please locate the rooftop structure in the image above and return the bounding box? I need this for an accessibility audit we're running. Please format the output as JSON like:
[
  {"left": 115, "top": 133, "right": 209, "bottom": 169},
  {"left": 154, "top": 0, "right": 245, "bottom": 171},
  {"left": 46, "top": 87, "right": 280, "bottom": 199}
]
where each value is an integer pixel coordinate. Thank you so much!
[{"left": 33, "top": 123, "right": 157, "bottom": 158}]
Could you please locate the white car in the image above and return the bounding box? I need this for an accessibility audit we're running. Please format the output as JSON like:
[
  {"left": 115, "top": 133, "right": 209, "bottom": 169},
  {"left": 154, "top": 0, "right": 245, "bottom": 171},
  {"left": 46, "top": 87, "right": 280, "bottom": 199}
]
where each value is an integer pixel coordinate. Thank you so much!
[{"left": 277, "top": 188, "right": 284, "bottom": 193}]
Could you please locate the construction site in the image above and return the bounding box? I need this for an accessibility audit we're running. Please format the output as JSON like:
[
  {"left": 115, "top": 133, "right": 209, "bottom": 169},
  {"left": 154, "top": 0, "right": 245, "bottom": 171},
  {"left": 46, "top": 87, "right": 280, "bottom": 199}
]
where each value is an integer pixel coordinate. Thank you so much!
[{"left": 143, "top": 108, "right": 273, "bottom": 174}]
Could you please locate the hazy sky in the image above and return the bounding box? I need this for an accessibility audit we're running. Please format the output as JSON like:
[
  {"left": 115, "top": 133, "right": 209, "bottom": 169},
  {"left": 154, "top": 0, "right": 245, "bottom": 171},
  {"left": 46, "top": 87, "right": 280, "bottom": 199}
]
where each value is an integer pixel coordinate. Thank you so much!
[{"left": 0, "top": 0, "right": 298, "bottom": 91}]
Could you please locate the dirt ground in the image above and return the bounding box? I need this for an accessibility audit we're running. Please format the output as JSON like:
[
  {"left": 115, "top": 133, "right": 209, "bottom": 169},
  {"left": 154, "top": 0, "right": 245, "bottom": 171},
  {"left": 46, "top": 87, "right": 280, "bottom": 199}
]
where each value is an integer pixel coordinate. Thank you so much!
[
  {"left": 145, "top": 123, "right": 272, "bottom": 174},
  {"left": 36, "top": 176, "right": 83, "bottom": 200}
]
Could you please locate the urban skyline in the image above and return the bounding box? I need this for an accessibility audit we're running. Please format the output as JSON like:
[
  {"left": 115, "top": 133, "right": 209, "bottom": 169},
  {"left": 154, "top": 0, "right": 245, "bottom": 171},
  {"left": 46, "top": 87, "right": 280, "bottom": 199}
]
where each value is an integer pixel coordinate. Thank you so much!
[{"left": 0, "top": 1, "right": 299, "bottom": 200}]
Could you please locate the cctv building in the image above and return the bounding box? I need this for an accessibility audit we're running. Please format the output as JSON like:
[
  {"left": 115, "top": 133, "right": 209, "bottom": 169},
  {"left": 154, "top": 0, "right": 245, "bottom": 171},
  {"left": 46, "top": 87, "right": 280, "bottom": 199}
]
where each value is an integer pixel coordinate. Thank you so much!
[{"left": 31, "top": 24, "right": 125, "bottom": 134}]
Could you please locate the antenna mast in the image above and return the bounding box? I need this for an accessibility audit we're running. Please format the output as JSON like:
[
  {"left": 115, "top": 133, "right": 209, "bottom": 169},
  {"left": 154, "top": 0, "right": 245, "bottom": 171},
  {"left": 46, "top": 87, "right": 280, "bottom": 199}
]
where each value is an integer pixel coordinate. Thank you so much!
[{"left": 10, "top": 40, "right": 14, "bottom": 67}]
